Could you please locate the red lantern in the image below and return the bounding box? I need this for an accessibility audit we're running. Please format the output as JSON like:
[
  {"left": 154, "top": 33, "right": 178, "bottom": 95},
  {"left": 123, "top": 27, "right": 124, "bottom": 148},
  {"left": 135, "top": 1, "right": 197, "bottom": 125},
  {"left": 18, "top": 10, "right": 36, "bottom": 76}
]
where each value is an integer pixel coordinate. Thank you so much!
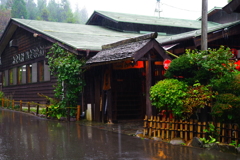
[
  {"left": 163, "top": 59, "right": 171, "bottom": 70},
  {"left": 235, "top": 60, "right": 240, "bottom": 71}
]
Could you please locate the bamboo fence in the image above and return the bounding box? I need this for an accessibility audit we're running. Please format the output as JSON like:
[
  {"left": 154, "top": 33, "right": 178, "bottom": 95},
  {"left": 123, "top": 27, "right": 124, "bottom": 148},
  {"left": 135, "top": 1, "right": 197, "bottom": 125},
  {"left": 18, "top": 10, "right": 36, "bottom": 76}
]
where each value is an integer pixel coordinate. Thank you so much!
[
  {"left": 143, "top": 115, "right": 240, "bottom": 144},
  {"left": 0, "top": 98, "right": 81, "bottom": 121}
]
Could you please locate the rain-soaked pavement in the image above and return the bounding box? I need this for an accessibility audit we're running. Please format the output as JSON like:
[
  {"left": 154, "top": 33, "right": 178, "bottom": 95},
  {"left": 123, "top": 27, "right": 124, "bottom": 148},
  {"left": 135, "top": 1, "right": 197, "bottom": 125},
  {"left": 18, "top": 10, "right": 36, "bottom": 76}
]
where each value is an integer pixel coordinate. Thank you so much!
[{"left": 0, "top": 109, "right": 240, "bottom": 160}]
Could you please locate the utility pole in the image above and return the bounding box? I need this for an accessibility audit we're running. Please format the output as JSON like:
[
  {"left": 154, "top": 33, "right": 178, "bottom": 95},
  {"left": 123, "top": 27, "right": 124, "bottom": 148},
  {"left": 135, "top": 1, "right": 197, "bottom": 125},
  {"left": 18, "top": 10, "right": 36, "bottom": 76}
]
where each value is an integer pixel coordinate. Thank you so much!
[
  {"left": 155, "top": 0, "right": 161, "bottom": 18},
  {"left": 201, "top": 0, "right": 208, "bottom": 50}
]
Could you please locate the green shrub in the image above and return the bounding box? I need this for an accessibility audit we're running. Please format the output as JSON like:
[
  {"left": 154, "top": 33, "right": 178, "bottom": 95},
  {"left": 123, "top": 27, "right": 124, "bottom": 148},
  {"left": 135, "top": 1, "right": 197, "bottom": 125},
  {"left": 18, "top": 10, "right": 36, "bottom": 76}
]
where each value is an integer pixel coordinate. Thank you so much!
[
  {"left": 212, "top": 93, "right": 240, "bottom": 123},
  {"left": 150, "top": 79, "right": 188, "bottom": 118}
]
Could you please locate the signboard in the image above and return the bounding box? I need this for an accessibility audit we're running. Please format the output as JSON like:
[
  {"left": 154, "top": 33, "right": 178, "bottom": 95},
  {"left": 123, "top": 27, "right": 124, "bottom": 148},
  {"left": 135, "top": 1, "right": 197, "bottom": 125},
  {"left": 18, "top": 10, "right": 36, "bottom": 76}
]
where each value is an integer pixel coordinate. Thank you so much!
[
  {"left": 113, "top": 61, "right": 144, "bottom": 70},
  {"left": 12, "top": 46, "right": 45, "bottom": 64},
  {"left": 163, "top": 59, "right": 171, "bottom": 70}
]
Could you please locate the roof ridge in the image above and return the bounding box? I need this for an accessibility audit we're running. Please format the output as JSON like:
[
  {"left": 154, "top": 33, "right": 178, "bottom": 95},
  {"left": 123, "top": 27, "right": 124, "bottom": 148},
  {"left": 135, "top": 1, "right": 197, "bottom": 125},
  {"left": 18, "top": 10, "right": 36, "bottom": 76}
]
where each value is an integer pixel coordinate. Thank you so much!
[
  {"left": 102, "top": 32, "right": 157, "bottom": 50},
  {"left": 95, "top": 10, "right": 219, "bottom": 23}
]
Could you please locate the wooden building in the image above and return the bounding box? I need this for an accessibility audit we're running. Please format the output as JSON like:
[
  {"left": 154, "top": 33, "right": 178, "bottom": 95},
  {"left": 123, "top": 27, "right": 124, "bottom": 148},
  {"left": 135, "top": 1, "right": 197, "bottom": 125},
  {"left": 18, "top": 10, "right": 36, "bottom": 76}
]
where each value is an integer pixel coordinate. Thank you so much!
[
  {"left": 87, "top": 10, "right": 219, "bottom": 35},
  {"left": 0, "top": 18, "right": 144, "bottom": 104},
  {"left": 84, "top": 33, "right": 172, "bottom": 122},
  {"left": 197, "top": 7, "right": 240, "bottom": 24},
  {"left": 1, "top": 3, "right": 240, "bottom": 122}
]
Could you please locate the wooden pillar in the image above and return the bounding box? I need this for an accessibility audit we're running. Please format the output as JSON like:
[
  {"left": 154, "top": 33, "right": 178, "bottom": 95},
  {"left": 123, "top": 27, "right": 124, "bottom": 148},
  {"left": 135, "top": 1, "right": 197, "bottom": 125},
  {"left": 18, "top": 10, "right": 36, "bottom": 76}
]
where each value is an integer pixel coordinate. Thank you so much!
[
  {"left": 145, "top": 55, "right": 152, "bottom": 117},
  {"left": 107, "top": 89, "right": 113, "bottom": 123},
  {"left": 36, "top": 102, "right": 39, "bottom": 115},
  {"left": 27, "top": 102, "right": 30, "bottom": 113},
  {"left": 20, "top": 100, "right": 22, "bottom": 111},
  {"left": 94, "top": 72, "right": 101, "bottom": 121},
  {"left": 77, "top": 105, "right": 81, "bottom": 121}
]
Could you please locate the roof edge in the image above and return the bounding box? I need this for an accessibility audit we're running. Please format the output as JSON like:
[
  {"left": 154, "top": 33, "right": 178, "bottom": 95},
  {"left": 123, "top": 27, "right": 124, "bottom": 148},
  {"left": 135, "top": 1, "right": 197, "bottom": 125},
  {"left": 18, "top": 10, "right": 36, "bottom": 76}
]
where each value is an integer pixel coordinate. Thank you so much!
[{"left": 102, "top": 32, "right": 158, "bottom": 50}]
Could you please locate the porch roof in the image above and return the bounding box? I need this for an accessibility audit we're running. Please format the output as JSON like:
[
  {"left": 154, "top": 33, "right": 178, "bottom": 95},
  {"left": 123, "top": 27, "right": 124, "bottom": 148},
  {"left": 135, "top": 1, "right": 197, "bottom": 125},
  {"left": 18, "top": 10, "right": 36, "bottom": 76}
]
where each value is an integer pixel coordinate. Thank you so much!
[
  {"left": 157, "top": 20, "right": 240, "bottom": 45},
  {"left": 86, "top": 32, "right": 171, "bottom": 66}
]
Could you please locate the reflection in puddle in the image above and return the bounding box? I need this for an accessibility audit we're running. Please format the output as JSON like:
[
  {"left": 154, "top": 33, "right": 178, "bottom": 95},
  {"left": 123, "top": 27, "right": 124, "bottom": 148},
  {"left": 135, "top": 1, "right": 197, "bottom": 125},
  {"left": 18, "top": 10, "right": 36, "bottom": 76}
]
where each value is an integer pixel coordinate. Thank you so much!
[{"left": 0, "top": 109, "right": 239, "bottom": 160}]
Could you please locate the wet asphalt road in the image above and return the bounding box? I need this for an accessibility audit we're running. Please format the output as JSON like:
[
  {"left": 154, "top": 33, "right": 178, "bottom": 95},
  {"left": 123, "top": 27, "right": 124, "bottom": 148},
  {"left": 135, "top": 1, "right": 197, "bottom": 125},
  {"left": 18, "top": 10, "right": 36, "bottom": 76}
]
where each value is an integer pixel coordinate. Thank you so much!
[{"left": 0, "top": 109, "right": 240, "bottom": 160}]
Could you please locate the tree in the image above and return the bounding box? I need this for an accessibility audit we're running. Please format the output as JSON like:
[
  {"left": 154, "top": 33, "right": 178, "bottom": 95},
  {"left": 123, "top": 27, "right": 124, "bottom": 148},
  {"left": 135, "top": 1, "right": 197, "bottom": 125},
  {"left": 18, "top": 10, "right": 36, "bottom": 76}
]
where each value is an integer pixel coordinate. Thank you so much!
[
  {"left": 0, "top": 8, "right": 11, "bottom": 37},
  {"left": 165, "top": 46, "right": 235, "bottom": 87},
  {"left": 26, "top": 0, "right": 38, "bottom": 19},
  {"left": 151, "top": 46, "right": 240, "bottom": 121},
  {"left": 46, "top": 43, "right": 85, "bottom": 119},
  {"left": 11, "top": 0, "right": 27, "bottom": 18},
  {"left": 228, "top": 0, "right": 232, "bottom": 2},
  {"left": 40, "top": 7, "right": 49, "bottom": 21},
  {"left": 47, "top": 0, "right": 60, "bottom": 22},
  {"left": 36, "top": 0, "right": 47, "bottom": 19},
  {"left": 74, "top": 5, "right": 88, "bottom": 24},
  {"left": 58, "top": 0, "right": 75, "bottom": 23}
]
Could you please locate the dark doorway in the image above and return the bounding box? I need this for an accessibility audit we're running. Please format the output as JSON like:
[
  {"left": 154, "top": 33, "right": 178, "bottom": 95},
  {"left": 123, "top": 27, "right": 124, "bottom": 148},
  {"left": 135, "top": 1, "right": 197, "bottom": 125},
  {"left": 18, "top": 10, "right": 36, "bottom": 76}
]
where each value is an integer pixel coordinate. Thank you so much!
[{"left": 112, "top": 68, "right": 145, "bottom": 121}]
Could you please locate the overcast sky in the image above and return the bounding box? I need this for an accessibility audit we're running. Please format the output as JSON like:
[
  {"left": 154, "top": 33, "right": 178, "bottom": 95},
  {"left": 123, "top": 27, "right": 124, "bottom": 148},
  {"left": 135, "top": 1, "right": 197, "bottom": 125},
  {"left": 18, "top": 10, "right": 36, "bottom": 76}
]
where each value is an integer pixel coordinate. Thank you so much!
[{"left": 69, "top": 0, "right": 228, "bottom": 20}]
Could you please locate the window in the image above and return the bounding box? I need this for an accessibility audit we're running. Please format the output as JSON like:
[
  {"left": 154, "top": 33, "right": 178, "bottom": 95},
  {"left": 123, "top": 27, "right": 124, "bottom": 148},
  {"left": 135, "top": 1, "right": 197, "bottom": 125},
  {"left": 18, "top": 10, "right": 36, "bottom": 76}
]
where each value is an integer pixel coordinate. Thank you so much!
[
  {"left": 13, "top": 68, "right": 17, "bottom": 85},
  {"left": 9, "top": 68, "right": 13, "bottom": 85},
  {"left": 17, "top": 66, "right": 22, "bottom": 84},
  {"left": 22, "top": 65, "right": 26, "bottom": 84},
  {"left": 3, "top": 71, "right": 8, "bottom": 86},
  {"left": 44, "top": 61, "right": 50, "bottom": 81},
  {"left": 32, "top": 63, "right": 37, "bottom": 83},
  {"left": 17, "top": 65, "right": 27, "bottom": 84},
  {"left": 38, "top": 61, "right": 44, "bottom": 82},
  {"left": 27, "top": 64, "right": 32, "bottom": 83}
]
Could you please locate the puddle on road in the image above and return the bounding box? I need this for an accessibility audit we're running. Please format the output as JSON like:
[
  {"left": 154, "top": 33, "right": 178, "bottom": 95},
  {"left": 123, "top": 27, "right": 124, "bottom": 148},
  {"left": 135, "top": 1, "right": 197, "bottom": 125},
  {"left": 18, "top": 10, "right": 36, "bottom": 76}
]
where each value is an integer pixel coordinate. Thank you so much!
[{"left": 0, "top": 109, "right": 239, "bottom": 160}]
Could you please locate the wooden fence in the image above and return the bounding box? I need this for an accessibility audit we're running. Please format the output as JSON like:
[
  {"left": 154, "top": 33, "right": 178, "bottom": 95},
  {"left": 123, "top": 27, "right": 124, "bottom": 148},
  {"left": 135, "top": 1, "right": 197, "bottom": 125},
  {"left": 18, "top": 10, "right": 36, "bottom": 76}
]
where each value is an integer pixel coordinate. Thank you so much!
[
  {"left": 0, "top": 98, "right": 81, "bottom": 121},
  {"left": 143, "top": 115, "right": 240, "bottom": 144}
]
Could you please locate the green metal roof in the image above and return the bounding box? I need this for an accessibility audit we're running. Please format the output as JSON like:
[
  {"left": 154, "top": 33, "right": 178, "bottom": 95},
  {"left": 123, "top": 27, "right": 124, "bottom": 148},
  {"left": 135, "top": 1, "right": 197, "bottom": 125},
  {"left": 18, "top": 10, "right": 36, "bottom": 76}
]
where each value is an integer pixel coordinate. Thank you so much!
[
  {"left": 93, "top": 10, "right": 219, "bottom": 29},
  {"left": 7, "top": 18, "right": 156, "bottom": 52},
  {"left": 2, "top": 17, "right": 238, "bottom": 55},
  {"left": 197, "top": 7, "right": 222, "bottom": 20},
  {"left": 157, "top": 20, "right": 240, "bottom": 45}
]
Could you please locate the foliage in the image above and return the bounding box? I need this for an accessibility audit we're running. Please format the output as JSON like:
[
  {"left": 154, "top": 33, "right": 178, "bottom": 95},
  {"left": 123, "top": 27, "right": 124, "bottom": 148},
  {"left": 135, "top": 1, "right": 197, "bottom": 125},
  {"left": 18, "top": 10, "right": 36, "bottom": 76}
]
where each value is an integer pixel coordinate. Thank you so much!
[
  {"left": 199, "top": 136, "right": 217, "bottom": 145},
  {"left": 213, "top": 73, "right": 240, "bottom": 96},
  {"left": 0, "top": 91, "right": 4, "bottom": 99},
  {"left": 211, "top": 93, "right": 240, "bottom": 123},
  {"left": 165, "top": 46, "right": 235, "bottom": 87},
  {"left": 203, "top": 123, "right": 220, "bottom": 139},
  {"left": 38, "top": 93, "right": 65, "bottom": 119},
  {"left": 160, "top": 46, "right": 240, "bottom": 121},
  {"left": 26, "top": 0, "right": 38, "bottom": 19},
  {"left": 150, "top": 78, "right": 216, "bottom": 119},
  {"left": 164, "top": 50, "right": 207, "bottom": 85},
  {"left": 46, "top": 43, "right": 85, "bottom": 118},
  {"left": 11, "top": 0, "right": 27, "bottom": 19},
  {"left": 150, "top": 79, "right": 188, "bottom": 118},
  {"left": 0, "top": 9, "right": 11, "bottom": 37},
  {"left": 200, "top": 124, "right": 219, "bottom": 145},
  {"left": 183, "top": 82, "right": 215, "bottom": 119},
  {"left": 229, "top": 140, "right": 240, "bottom": 148},
  {"left": 1, "top": 0, "right": 87, "bottom": 24}
]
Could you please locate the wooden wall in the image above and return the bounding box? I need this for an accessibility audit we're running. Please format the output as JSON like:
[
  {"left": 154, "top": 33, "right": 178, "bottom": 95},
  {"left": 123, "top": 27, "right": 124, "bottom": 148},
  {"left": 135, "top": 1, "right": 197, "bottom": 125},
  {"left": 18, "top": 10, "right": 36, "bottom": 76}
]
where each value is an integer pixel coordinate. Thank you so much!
[{"left": 0, "top": 27, "right": 56, "bottom": 104}]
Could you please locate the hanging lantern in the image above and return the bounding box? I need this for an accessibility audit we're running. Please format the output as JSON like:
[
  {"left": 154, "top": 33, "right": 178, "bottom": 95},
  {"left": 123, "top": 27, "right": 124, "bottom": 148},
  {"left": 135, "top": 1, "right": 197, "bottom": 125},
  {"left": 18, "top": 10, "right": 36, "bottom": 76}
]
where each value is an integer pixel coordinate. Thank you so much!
[
  {"left": 235, "top": 60, "right": 240, "bottom": 71},
  {"left": 163, "top": 59, "right": 171, "bottom": 70}
]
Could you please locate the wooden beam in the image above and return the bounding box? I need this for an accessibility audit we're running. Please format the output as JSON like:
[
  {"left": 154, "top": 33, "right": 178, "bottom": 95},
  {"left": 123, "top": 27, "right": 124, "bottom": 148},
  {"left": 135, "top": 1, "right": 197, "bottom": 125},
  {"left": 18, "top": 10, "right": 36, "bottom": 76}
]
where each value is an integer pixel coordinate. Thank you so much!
[
  {"left": 133, "top": 39, "right": 171, "bottom": 62},
  {"left": 195, "top": 24, "right": 240, "bottom": 47},
  {"left": 145, "top": 54, "right": 152, "bottom": 117}
]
